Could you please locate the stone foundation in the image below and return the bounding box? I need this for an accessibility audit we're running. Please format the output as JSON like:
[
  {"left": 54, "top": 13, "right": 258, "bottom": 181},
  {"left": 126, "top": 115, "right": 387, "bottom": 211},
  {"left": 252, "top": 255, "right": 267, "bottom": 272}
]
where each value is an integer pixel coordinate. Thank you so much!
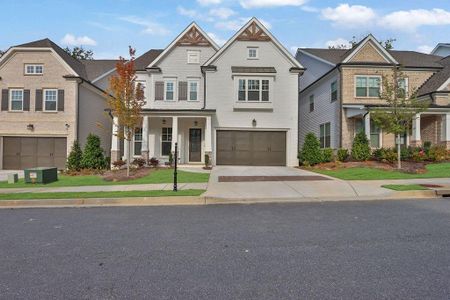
[{"left": 141, "top": 151, "right": 149, "bottom": 161}]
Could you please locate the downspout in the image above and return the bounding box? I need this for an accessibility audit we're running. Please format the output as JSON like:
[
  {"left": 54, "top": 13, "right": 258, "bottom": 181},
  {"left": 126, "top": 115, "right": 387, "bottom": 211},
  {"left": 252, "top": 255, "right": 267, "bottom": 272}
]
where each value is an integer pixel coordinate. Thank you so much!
[
  {"left": 202, "top": 69, "right": 207, "bottom": 109},
  {"left": 338, "top": 64, "right": 343, "bottom": 148}
]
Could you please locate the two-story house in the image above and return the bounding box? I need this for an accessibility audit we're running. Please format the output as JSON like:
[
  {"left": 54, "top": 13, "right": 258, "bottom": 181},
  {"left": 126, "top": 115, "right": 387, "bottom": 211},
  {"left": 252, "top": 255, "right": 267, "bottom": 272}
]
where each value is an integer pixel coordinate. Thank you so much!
[
  {"left": 0, "top": 39, "right": 113, "bottom": 170},
  {"left": 296, "top": 34, "right": 450, "bottom": 151},
  {"left": 111, "top": 18, "right": 304, "bottom": 166}
]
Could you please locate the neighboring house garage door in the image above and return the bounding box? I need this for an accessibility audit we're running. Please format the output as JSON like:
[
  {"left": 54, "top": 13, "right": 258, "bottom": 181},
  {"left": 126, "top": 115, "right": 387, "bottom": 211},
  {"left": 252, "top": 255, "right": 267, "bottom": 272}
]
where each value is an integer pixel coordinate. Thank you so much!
[
  {"left": 216, "top": 130, "right": 286, "bottom": 166},
  {"left": 2, "top": 137, "right": 67, "bottom": 170}
]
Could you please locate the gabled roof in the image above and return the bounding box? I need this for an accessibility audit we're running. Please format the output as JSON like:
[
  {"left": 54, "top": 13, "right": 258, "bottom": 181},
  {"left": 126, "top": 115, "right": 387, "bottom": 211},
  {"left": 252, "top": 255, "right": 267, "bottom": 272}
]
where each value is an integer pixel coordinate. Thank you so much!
[
  {"left": 135, "top": 49, "right": 163, "bottom": 71},
  {"left": 417, "top": 56, "right": 450, "bottom": 96},
  {"left": 147, "top": 22, "right": 219, "bottom": 69},
  {"left": 81, "top": 59, "right": 119, "bottom": 81},
  {"left": 431, "top": 43, "right": 450, "bottom": 56},
  {"left": 342, "top": 34, "right": 397, "bottom": 64},
  {"left": 204, "top": 17, "right": 303, "bottom": 69}
]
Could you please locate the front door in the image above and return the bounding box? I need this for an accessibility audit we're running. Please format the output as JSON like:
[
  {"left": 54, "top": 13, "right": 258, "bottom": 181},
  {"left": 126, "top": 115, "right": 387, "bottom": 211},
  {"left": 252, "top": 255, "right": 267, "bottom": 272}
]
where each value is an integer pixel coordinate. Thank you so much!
[{"left": 189, "top": 128, "right": 202, "bottom": 162}]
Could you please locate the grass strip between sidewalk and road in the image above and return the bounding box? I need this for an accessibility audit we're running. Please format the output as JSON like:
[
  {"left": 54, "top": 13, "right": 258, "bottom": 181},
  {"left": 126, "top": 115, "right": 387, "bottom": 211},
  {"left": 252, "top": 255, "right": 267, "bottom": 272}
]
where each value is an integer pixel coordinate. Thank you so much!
[
  {"left": 312, "top": 163, "right": 450, "bottom": 180},
  {"left": 0, "top": 169, "right": 209, "bottom": 189},
  {"left": 382, "top": 184, "right": 429, "bottom": 191},
  {"left": 0, "top": 189, "right": 205, "bottom": 200}
]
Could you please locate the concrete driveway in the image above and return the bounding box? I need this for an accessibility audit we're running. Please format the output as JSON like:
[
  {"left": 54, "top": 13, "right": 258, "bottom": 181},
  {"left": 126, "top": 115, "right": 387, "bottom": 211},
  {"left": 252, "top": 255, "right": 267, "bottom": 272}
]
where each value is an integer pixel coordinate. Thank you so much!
[{"left": 204, "top": 166, "right": 359, "bottom": 201}]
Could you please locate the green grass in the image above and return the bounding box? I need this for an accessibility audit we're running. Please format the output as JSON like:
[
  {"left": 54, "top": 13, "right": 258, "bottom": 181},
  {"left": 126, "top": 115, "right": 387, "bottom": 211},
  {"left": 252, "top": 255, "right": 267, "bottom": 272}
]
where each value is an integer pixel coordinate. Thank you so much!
[
  {"left": 382, "top": 184, "right": 429, "bottom": 191},
  {"left": 313, "top": 163, "right": 450, "bottom": 180},
  {"left": 0, "top": 169, "right": 209, "bottom": 189},
  {"left": 0, "top": 189, "right": 205, "bottom": 200}
]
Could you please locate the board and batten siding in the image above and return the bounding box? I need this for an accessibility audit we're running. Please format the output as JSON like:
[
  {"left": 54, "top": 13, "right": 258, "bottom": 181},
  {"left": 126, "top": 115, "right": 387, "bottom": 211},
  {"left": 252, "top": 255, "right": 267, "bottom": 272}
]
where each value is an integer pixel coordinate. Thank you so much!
[
  {"left": 299, "top": 69, "right": 340, "bottom": 149},
  {"left": 206, "top": 40, "right": 300, "bottom": 166}
]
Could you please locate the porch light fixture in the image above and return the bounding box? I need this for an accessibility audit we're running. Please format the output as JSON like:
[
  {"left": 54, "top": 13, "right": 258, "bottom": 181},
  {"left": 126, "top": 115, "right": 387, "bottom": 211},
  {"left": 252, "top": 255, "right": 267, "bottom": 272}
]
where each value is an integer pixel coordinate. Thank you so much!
[
  {"left": 27, "top": 124, "right": 34, "bottom": 131},
  {"left": 252, "top": 119, "right": 257, "bottom": 127},
  {"left": 194, "top": 120, "right": 198, "bottom": 127},
  {"left": 65, "top": 123, "right": 70, "bottom": 130},
  {"left": 162, "top": 119, "right": 166, "bottom": 125}
]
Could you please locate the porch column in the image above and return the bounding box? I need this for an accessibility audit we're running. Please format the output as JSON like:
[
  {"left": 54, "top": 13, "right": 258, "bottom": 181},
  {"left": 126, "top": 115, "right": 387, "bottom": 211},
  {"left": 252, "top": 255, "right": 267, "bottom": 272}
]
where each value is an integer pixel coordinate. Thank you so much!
[
  {"left": 171, "top": 116, "right": 178, "bottom": 153},
  {"left": 204, "top": 116, "right": 212, "bottom": 165},
  {"left": 364, "top": 112, "right": 371, "bottom": 142},
  {"left": 444, "top": 113, "right": 450, "bottom": 149},
  {"left": 141, "top": 116, "right": 149, "bottom": 160},
  {"left": 411, "top": 113, "right": 421, "bottom": 146},
  {"left": 111, "top": 116, "right": 121, "bottom": 163}
]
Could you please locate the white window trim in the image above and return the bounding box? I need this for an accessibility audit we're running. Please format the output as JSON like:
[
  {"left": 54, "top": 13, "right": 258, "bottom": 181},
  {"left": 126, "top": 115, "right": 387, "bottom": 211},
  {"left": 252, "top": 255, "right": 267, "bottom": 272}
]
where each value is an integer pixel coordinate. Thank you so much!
[
  {"left": 160, "top": 127, "right": 173, "bottom": 157},
  {"left": 24, "top": 64, "right": 44, "bottom": 75},
  {"left": 43, "top": 89, "right": 58, "bottom": 112},
  {"left": 164, "top": 80, "right": 177, "bottom": 102},
  {"left": 354, "top": 75, "right": 382, "bottom": 98},
  {"left": 309, "top": 94, "right": 314, "bottom": 112},
  {"left": 319, "top": 122, "right": 331, "bottom": 148},
  {"left": 331, "top": 80, "right": 338, "bottom": 102},
  {"left": 133, "top": 128, "right": 143, "bottom": 157},
  {"left": 188, "top": 80, "right": 200, "bottom": 102},
  {"left": 9, "top": 89, "right": 24, "bottom": 112},
  {"left": 187, "top": 50, "right": 201, "bottom": 64},
  {"left": 235, "top": 77, "right": 272, "bottom": 102},
  {"left": 247, "top": 47, "right": 259, "bottom": 60},
  {"left": 398, "top": 77, "right": 409, "bottom": 98}
]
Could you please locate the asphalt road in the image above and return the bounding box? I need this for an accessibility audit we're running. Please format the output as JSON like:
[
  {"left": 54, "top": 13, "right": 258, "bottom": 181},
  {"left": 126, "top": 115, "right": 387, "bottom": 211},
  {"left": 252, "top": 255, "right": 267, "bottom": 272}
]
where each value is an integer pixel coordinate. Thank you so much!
[{"left": 1, "top": 200, "right": 450, "bottom": 299}]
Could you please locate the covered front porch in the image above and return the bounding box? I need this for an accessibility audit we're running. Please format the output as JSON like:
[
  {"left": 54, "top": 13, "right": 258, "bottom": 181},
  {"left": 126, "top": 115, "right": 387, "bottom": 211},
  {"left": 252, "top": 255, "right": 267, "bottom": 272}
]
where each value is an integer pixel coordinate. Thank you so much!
[
  {"left": 343, "top": 105, "right": 450, "bottom": 149},
  {"left": 111, "top": 111, "right": 214, "bottom": 165}
]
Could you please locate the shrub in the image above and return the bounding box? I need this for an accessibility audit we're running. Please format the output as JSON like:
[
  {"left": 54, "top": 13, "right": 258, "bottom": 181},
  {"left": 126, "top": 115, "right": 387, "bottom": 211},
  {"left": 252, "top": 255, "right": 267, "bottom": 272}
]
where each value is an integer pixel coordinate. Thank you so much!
[
  {"left": 383, "top": 148, "right": 397, "bottom": 163},
  {"left": 322, "top": 148, "right": 334, "bottom": 163},
  {"left": 204, "top": 154, "right": 210, "bottom": 168},
  {"left": 411, "top": 148, "right": 426, "bottom": 162},
  {"left": 112, "top": 159, "right": 126, "bottom": 169},
  {"left": 372, "top": 148, "right": 384, "bottom": 161},
  {"left": 337, "top": 148, "right": 349, "bottom": 162},
  {"left": 148, "top": 157, "right": 159, "bottom": 168},
  {"left": 428, "top": 145, "right": 447, "bottom": 162},
  {"left": 423, "top": 141, "right": 432, "bottom": 155},
  {"left": 66, "top": 140, "right": 83, "bottom": 171},
  {"left": 132, "top": 157, "right": 146, "bottom": 168},
  {"left": 400, "top": 146, "right": 412, "bottom": 161},
  {"left": 299, "top": 133, "right": 323, "bottom": 166},
  {"left": 168, "top": 152, "right": 174, "bottom": 166},
  {"left": 351, "top": 131, "right": 371, "bottom": 161},
  {"left": 81, "top": 134, "right": 107, "bottom": 169}
]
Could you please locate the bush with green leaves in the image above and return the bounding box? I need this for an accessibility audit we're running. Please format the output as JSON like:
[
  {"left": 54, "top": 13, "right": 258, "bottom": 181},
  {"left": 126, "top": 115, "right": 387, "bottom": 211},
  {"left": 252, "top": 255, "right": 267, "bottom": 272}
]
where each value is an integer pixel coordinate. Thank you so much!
[
  {"left": 66, "top": 140, "right": 83, "bottom": 171},
  {"left": 81, "top": 134, "right": 107, "bottom": 169},
  {"left": 322, "top": 148, "right": 334, "bottom": 163},
  {"left": 351, "top": 131, "right": 371, "bottom": 161},
  {"left": 428, "top": 145, "right": 447, "bottom": 162},
  {"left": 299, "top": 133, "right": 323, "bottom": 166},
  {"left": 336, "top": 148, "right": 349, "bottom": 162}
]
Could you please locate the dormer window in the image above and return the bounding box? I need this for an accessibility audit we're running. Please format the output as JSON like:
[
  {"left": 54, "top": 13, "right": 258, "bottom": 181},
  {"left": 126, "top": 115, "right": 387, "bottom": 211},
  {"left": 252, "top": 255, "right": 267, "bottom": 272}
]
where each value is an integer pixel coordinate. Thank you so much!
[
  {"left": 248, "top": 47, "right": 258, "bottom": 59},
  {"left": 187, "top": 50, "right": 200, "bottom": 64},
  {"left": 24, "top": 64, "right": 43, "bottom": 75}
]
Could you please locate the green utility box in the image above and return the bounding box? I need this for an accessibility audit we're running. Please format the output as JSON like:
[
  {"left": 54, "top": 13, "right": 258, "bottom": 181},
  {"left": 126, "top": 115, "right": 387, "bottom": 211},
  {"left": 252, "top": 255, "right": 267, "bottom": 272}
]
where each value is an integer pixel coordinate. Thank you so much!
[{"left": 24, "top": 167, "right": 58, "bottom": 184}]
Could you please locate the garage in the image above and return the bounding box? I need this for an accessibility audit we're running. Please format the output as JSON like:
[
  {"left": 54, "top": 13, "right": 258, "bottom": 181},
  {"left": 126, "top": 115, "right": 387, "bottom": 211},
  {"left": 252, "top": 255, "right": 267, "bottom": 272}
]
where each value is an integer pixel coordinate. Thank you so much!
[
  {"left": 216, "top": 130, "right": 286, "bottom": 166},
  {"left": 2, "top": 137, "right": 67, "bottom": 170}
]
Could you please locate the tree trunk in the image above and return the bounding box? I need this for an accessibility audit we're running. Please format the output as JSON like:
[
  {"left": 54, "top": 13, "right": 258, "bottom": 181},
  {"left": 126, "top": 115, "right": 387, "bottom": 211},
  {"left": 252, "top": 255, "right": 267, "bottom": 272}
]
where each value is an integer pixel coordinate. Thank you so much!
[
  {"left": 396, "top": 133, "right": 401, "bottom": 170},
  {"left": 126, "top": 138, "right": 131, "bottom": 177}
]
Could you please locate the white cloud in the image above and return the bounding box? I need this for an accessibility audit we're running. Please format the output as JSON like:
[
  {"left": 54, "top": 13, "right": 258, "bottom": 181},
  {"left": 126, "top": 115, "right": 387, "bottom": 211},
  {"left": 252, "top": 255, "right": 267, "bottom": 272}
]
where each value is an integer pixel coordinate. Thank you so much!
[
  {"left": 321, "top": 4, "right": 376, "bottom": 28},
  {"left": 177, "top": 6, "right": 199, "bottom": 19},
  {"left": 301, "top": 5, "right": 319, "bottom": 13},
  {"left": 417, "top": 45, "right": 433, "bottom": 54},
  {"left": 197, "top": 0, "right": 221, "bottom": 5},
  {"left": 209, "top": 7, "right": 236, "bottom": 19},
  {"left": 61, "top": 34, "right": 97, "bottom": 46},
  {"left": 380, "top": 8, "right": 450, "bottom": 31},
  {"left": 215, "top": 17, "right": 271, "bottom": 31},
  {"left": 240, "top": 0, "right": 307, "bottom": 9},
  {"left": 119, "top": 16, "right": 170, "bottom": 35},
  {"left": 325, "top": 38, "right": 351, "bottom": 49},
  {"left": 208, "top": 32, "right": 227, "bottom": 46}
]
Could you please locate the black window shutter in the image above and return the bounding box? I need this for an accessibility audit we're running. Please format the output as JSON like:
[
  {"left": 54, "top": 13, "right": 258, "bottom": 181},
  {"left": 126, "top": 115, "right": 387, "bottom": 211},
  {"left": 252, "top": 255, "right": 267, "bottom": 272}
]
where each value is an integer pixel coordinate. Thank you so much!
[
  {"left": 35, "top": 89, "right": 43, "bottom": 111},
  {"left": 1, "top": 89, "right": 8, "bottom": 111},
  {"left": 178, "top": 81, "right": 187, "bottom": 100},
  {"left": 23, "top": 89, "right": 30, "bottom": 111},
  {"left": 155, "top": 81, "right": 164, "bottom": 100},
  {"left": 58, "top": 90, "right": 64, "bottom": 111}
]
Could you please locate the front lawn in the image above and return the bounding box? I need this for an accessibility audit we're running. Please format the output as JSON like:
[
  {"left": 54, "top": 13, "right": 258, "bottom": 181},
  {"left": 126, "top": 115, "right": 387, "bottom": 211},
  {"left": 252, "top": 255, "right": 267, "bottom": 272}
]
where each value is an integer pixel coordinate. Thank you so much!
[
  {"left": 382, "top": 184, "right": 429, "bottom": 191},
  {"left": 0, "top": 189, "right": 205, "bottom": 200},
  {"left": 313, "top": 163, "right": 450, "bottom": 180},
  {"left": 0, "top": 169, "right": 209, "bottom": 189}
]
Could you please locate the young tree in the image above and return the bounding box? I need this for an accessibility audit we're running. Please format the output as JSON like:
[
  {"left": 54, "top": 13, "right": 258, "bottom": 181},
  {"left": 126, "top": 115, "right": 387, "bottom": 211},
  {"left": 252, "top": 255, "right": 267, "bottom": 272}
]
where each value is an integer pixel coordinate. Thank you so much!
[
  {"left": 106, "top": 47, "right": 145, "bottom": 177},
  {"left": 370, "top": 69, "right": 428, "bottom": 169},
  {"left": 64, "top": 46, "right": 94, "bottom": 60},
  {"left": 67, "top": 140, "right": 83, "bottom": 171},
  {"left": 81, "top": 134, "right": 107, "bottom": 169}
]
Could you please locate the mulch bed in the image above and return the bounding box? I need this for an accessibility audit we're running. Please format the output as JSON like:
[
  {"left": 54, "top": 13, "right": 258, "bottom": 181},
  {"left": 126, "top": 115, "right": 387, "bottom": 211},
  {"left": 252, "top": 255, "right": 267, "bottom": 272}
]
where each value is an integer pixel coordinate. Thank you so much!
[
  {"left": 306, "top": 160, "right": 430, "bottom": 174},
  {"left": 102, "top": 167, "right": 163, "bottom": 182}
]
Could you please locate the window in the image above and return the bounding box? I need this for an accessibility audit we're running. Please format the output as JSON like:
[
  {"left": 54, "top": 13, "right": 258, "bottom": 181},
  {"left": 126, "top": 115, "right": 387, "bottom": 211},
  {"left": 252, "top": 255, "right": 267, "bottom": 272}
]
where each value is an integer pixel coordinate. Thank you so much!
[
  {"left": 188, "top": 81, "right": 198, "bottom": 101},
  {"left": 331, "top": 81, "right": 338, "bottom": 102},
  {"left": 355, "top": 118, "right": 364, "bottom": 134},
  {"left": 248, "top": 47, "right": 258, "bottom": 59},
  {"left": 24, "top": 64, "right": 43, "bottom": 75},
  {"left": 165, "top": 81, "right": 175, "bottom": 101},
  {"left": 161, "top": 127, "right": 172, "bottom": 156},
  {"left": 134, "top": 128, "right": 143, "bottom": 156},
  {"left": 187, "top": 50, "right": 200, "bottom": 64},
  {"left": 398, "top": 78, "right": 409, "bottom": 98},
  {"left": 44, "top": 89, "right": 58, "bottom": 111},
  {"left": 309, "top": 95, "right": 314, "bottom": 112},
  {"left": 10, "top": 89, "right": 24, "bottom": 111},
  {"left": 356, "top": 76, "right": 380, "bottom": 97},
  {"left": 320, "top": 123, "right": 331, "bottom": 148},
  {"left": 237, "top": 78, "right": 270, "bottom": 102},
  {"left": 370, "top": 119, "right": 381, "bottom": 148}
]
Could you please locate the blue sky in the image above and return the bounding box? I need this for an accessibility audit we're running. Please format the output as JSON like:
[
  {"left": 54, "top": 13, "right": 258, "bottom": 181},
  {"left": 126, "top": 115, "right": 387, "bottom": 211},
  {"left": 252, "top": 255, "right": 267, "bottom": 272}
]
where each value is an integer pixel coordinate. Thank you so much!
[{"left": 1, "top": 0, "right": 449, "bottom": 58}]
